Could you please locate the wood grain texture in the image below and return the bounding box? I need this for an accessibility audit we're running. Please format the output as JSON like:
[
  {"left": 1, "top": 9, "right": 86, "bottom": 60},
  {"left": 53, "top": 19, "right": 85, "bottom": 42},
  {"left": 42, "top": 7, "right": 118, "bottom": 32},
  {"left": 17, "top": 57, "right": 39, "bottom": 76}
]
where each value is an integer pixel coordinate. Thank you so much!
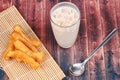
[
  {"left": 99, "top": 0, "right": 119, "bottom": 80},
  {"left": 0, "top": 0, "right": 120, "bottom": 80},
  {"left": 85, "top": 0, "right": 106, "bottom": 80},
  {"left": 114, "top": 0, "right": 120, "bottom": 79},
  {"left": 12, "top": 0, "right": 27, "bottom": 20},
  {"left": 71, "top": 0, "right": 89, "bottom": 80}
]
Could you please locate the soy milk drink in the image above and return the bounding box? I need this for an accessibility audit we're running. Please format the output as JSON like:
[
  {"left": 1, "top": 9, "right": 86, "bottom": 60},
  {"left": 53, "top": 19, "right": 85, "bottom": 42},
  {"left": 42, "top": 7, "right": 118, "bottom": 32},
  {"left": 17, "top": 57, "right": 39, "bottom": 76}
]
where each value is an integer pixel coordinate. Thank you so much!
[{"left": 50, "top": 2, "right": 80, "bottom": 48}]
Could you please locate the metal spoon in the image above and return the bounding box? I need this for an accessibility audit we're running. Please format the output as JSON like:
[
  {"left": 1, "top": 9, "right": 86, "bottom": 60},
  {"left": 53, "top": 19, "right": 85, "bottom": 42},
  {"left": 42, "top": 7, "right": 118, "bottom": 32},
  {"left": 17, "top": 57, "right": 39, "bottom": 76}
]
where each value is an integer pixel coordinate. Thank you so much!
[{"left": 69, "top": 28, "right": 118, "bottom": 76}]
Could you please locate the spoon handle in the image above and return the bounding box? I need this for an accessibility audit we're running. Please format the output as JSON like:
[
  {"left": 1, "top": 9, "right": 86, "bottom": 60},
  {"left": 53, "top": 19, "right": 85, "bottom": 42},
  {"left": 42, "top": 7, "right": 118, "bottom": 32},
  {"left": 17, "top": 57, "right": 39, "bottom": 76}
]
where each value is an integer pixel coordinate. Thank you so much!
[{"left": 84, "top": 28, "right": 118, "bottom": 64}]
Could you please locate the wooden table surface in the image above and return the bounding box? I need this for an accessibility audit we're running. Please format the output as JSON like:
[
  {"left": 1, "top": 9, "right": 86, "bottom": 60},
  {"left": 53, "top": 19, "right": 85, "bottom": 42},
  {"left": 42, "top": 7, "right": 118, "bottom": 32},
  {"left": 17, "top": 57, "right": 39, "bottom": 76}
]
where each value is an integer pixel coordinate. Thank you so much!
[{"left": 0, "top": 0, "right": 120, "bottom": 80}]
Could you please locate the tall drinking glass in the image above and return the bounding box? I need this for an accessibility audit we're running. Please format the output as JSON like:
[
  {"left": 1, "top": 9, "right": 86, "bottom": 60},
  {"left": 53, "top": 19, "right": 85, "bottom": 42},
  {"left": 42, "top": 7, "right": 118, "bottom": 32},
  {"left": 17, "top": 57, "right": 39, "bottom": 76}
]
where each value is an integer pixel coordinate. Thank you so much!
[{"left": 50, "top": 2, "right": 80, "bottom": 48}]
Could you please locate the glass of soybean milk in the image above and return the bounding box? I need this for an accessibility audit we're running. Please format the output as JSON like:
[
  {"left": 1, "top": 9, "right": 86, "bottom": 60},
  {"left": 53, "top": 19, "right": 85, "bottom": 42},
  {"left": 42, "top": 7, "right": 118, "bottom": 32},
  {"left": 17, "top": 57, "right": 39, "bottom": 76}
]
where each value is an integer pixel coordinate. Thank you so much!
[{"left": 50, "top": 2, "right": 80, "bottom": 48}]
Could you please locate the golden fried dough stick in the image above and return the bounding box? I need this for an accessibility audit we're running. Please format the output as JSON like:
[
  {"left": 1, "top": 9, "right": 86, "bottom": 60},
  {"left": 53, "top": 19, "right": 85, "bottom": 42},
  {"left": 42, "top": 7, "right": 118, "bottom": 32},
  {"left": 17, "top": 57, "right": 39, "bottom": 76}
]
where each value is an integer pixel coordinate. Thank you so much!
[
  {"left": 13, "top": 40, "right": 45, "bottom": 63},
  {"left": 11, "top": 31, "right": 22, "bottom": 40},
  {"left": 14, "top": 50, "right": 40, "bottom": 69},
  {"left": 5, "top": 51, "right": 15, "bottom": 60},
  {"left": 8, "top": 51, "right": 23, "bottom": 62},
  {"left": 14, "top": 40, "right": 32, "bottom": 54},
  {"left": 32, "top": 52, "right": 46, "bottom": 63},
  {"left": 29, "top": 37, "right": 42, "bottom": 47},
  {"left": 5, "top": 51, "right": 22, "bottom": 62},
  {"left": 13, "top": 24, "right": 41, "bottom": 47},
  {"left": 2, "top": 36, "right": 14, "bottom": 60},
  {"left": 11, "top": 32, "right": 38, "bottom": 52},
  {"left": 15, "top": 55, "right": 23, "bottom": 62}
]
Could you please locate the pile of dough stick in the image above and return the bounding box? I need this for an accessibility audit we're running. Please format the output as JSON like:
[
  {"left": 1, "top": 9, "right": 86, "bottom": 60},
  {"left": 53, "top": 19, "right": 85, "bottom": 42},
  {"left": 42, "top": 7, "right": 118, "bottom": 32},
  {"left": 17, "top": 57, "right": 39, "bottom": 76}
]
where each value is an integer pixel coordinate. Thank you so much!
[{"left": 2, "top": 24, "right": 46, "bottom": 69}]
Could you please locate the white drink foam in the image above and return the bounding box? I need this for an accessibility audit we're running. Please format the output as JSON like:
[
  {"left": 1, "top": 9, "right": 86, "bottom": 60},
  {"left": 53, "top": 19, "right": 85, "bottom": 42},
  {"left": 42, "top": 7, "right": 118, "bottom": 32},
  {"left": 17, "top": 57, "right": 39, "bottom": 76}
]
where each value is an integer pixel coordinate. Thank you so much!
[{"left": 51, "top": 6, "right": 79, "bottom": 27}]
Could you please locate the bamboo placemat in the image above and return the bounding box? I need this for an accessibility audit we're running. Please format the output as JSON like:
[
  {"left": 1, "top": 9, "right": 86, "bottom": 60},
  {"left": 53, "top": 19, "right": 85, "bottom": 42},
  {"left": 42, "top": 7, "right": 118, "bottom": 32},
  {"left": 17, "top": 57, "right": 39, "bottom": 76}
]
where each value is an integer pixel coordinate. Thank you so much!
[{"left": 0, "top": 6, "right": 65, "bottom": 80}]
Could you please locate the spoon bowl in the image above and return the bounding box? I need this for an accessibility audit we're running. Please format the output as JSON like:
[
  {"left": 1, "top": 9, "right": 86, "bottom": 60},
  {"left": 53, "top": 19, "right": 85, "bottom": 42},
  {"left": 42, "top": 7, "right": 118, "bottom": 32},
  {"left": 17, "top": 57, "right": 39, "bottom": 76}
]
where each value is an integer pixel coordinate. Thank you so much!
[{"left": 69, "top": 63, "right": 85, "bottom": 76}]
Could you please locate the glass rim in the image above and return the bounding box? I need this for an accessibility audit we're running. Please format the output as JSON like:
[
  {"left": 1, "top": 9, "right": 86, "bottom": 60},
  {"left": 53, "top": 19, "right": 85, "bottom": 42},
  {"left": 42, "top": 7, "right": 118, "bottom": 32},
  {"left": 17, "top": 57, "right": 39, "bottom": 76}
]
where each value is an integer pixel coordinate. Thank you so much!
[{"left": 50, "top": 2, "right": 80, "bottom": 28}]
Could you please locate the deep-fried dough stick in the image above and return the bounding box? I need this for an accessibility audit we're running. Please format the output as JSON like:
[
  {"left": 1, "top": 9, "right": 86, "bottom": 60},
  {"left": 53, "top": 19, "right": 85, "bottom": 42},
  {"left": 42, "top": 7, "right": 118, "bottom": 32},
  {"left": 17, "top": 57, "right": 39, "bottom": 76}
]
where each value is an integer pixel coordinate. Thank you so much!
[
  {"left": 32, "top": 52, "right": 46, "bottom": 63},
  {"left": 11, "top": 32, "right": 38, "bottom": 52},
  {"left": 13, "top": 40, "right": 45, "bottom": 63},
  {"left": 5, "top": 51, "right": 15, "bottom": 60},
  {"left": 2, "top": 36, "right": 14, "bottom": 60},
  {"left": 14, "top": 40, "right": 32, "bottom": 54},
  {"left": 13, "top": 24, "right": 41, "bottom": 47},
  {"left": 29, "top": 37, "right": 42, "bottom": 47},
  {"left": 14, "top": 50, "right": 39, "bottom": 69}
]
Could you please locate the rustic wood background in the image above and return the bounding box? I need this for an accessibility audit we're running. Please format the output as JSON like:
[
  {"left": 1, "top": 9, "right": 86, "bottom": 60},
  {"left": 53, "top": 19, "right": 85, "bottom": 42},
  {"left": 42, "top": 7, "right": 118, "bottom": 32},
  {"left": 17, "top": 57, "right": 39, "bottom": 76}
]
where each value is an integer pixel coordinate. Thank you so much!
[{"left": 0, "top": 0, "right": 120, "bottom": 80}]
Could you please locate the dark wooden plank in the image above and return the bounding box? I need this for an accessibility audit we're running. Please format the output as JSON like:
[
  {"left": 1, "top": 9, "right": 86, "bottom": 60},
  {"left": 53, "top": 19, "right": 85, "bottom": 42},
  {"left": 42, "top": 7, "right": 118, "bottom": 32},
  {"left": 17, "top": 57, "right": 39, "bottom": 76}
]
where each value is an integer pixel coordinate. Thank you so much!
[
  {"left": 99, "top": 0, "right": 119, "bottom": 80},
  {"left": 0, "top": 0, "right": 12, "bottom": 12},
  {"left": 114, "top": 0, "right": 120, "bottom": 80},
  {"left": 85, "top": 0, "right": 106, "bottom": 80},
  {"left": 0, "top": 0, "right": 3, "bottom": 11},
  {"left": 33, "top": 0, "right": 46, "bottom": 44},
  {"left": 113, "top": 0, "right": 120, "bottom": 80},
  {"left": 26, "top": 0, "right": 35, "bottom": 28},
  {"left": 44, "top": 0, "right": 60, "bottom": 64},
  {"left": 12, "top": 0, "right": 27, "bottom": 21},
  {"left": 71, "top": 0, "right": 89, "bottom": 80}
]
